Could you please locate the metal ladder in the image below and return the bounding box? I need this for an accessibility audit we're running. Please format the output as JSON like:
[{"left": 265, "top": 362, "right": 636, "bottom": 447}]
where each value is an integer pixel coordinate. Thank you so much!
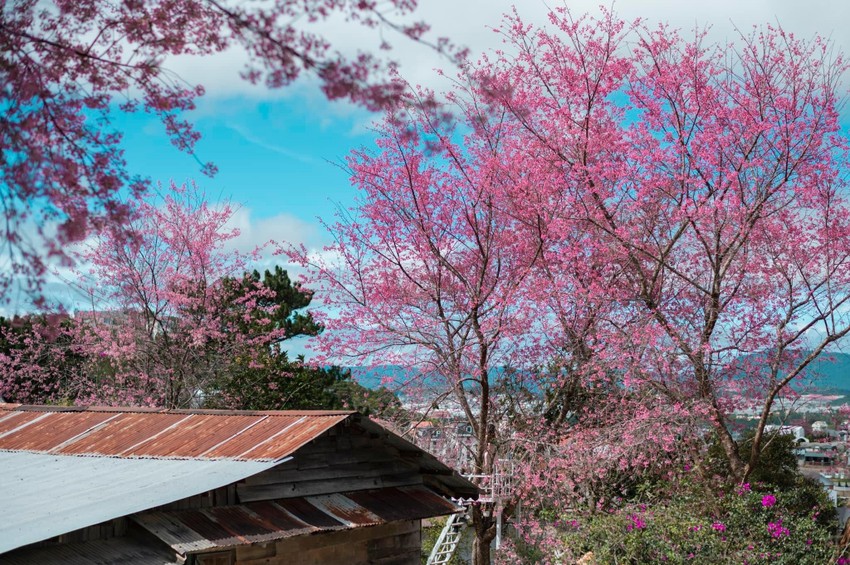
[{"left": 426, "top": 510, "right": 467, "bottom": 565}]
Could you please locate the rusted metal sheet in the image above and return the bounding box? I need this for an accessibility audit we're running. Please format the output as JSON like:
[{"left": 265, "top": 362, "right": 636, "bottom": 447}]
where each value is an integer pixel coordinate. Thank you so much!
[
  {"left": 134, "top": 486, "right": 461, "bottom": 554},
  {"left": 60, "top": 412, "right": 191, "bottom": 456},
  {"left": 119, "top": 414, "right": 262, "bottom": 458},
  {"left": 0, "top": 404, "right": 349, "bottom": 461},
  {"left": 235, "top": 415, "right": 348, "bottom": 461},
  {"left": 0, "top": 410, "right": 44, "bottom": 436},
  {"left": 275, "top": 497, "right": 345, "bottom": 529},
  {"left": 0, "top": 411, "right": 116, "bottom": 452},
  {"left": 309, "top": 492, "right": 381, "bottom": 526},
  {"left": 347, "top": 486, "right": 459, "bottom": 522},
  {"left": 201, "top": 415, "right": 305, "bottom": 459},
  {"left": 1, "top": 536, "right": 179, "bottom": 564}
]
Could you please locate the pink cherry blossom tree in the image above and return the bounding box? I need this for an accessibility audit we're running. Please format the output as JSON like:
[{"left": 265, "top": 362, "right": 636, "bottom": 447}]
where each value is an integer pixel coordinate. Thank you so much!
[
  {"left": 70, "top": 181, "right": 285, "bottom": 407},
  {"left": 0, "top": 313, "right": 89, "bottom": 403},
  {"left": 1, "top": 0, "right": 462, "bottom": 301},
  {"left": 298, "top": 11, "right": 850, "bottom": 564},
  {"left": 291, "top": 94, "right": 554, "bottom": 563},
  {"left": 476, "top": 7, "right": 850, "bottom": 484}
]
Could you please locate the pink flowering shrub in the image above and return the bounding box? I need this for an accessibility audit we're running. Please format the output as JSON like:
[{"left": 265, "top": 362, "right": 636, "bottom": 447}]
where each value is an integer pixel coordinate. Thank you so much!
[
  {"left": 512, "top": 478, "right": 836, "bottom": 564},
  {"left": 767, "top": 520, "right": 790, "bottom": 539}
]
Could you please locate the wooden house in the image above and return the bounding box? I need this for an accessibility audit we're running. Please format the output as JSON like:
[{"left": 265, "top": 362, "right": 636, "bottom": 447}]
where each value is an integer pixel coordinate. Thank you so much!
[{"left": 0, "top": 404, "right": 476, "bottom": 564}]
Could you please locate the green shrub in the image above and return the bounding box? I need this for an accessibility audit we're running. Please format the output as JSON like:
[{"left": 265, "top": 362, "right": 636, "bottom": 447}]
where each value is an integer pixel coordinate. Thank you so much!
[{"left": 551, "top": 480, "right": 836, "bottom": 564}]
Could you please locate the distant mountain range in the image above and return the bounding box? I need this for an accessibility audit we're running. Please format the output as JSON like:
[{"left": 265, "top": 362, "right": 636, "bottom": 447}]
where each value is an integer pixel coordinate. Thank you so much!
[
  {"left": 777, "top": 351, "right": 850, "bottom": 393},
  {"left": 348, "top": 365, "right": 508, "bottom": 388},
  {"left": 348, "top": 352, "right": 850, "bottom": 395},
  {"left": 349, "top": 365, "right": 417, "bottom": 391}
]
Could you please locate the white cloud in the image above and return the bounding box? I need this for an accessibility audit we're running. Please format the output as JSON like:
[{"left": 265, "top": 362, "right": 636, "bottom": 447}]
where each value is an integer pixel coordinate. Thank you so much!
[
  {"left": 222, "top": 121, "right": 322, "bottom": 164},
  {"left": 160, "top": 1, "right": 850, "bottom": 102},
  {"left": 225, "top": 207, "right": 321, "bottom": 258}
]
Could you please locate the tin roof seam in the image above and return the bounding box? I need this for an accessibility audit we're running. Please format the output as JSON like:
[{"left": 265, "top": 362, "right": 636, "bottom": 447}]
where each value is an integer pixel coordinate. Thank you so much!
[
  {"left": 117, "top": 413, "right": 195, "bottom": 456},
  {"left": 0, "top": 410, "right": 21, "bottom": 424},
  {"left": 232, "top": 415, "right": 306, "bottom": 460},
  {"left": 196, "top": 415, "right": 270, "bottom": 459},
  {"left": 0, "top": 412, "right": 50, "bottom": 441},
  {"left": 47, "top": 413, "right": 123, "bottom": 454}
]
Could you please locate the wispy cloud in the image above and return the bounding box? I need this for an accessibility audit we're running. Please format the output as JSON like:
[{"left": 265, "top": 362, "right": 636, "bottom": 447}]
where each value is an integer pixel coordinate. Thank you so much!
[
  {"left": 161, "top": 1, "right": 850, "bottom": 104},
  {"left": 224, "top": 122, "right": 322, "bottom": 165}
]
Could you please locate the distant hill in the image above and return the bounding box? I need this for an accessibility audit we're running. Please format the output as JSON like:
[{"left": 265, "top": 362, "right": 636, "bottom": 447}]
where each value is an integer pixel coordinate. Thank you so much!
[
  {"left": 792, "top": 351, "right": 850, "bottom": 393},
  {"left": 729, "top": 350, "right": 850, "bottom": 394},
  {"left": 349, "top": 365, "right": 416, "bottom": 390},
  {"left": 349, "top": 353, "right": 850, "bottom": 396},
  {"left": 348, "top": 365, "right": 524, "bottom": 394}
]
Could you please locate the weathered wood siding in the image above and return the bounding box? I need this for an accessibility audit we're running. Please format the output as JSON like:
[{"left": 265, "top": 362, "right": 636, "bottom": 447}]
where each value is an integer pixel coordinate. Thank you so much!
[
  {"left": 26, "top": 518, "right": 128, "bottom": 547},
  {"left": 238, "top": 425, "right": 423, "bottom": 503},
  {"left": 230, "top": 519, "right": 422, "bottom": 565}
]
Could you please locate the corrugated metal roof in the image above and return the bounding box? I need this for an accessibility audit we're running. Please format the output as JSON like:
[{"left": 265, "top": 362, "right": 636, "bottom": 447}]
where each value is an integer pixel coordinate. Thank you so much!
[
  {"left": 0, "top": 404, "right": 478, "bottom": 497},
  {"left": 0, "top": 451, "right": 283, "bottom": 553},
  {"left": 1, "top": 536, "right": 179, "bottom": 565},
  {"left": 134, "top": 486, "right": 461, "bottom": 554},
  {"left": 0, "top": 404, "right": 478, "bottom": 554},
  {"left": 0, "top": 404, "right": 351, "bottom": 461}
]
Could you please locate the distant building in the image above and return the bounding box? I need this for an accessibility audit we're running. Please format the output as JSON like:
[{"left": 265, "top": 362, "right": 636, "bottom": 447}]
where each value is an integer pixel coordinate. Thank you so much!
[
  {"left": 764, "top": 424, "right": 807, "bottom": 443},
  {"left": 813, "top": 421, "right": 830, "bottom": 434},
  {"left": 410, "top": 416, "right": 479, "bottom": 473},
  {"left": 0, "top": 404, "right": 476, "bottom": 565}
]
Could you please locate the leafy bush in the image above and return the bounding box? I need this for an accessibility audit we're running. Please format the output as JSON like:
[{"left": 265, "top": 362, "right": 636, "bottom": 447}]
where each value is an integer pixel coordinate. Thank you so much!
[{"left": 535, "top": 479, "right": 837, "bottom": 564}]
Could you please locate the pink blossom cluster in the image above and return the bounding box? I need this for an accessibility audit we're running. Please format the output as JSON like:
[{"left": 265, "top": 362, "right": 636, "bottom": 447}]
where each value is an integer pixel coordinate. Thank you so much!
[
  {"left": 626, "top": 514, "right": 646, "bottom": 532},
  {"left": 767, "top": 520, "right": 789, "bottom": 539}
]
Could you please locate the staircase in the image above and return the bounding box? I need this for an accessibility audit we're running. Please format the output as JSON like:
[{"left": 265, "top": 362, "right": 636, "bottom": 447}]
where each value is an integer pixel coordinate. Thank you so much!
[{"left": 426, "top": 509, "right": 467, "bottom": 565}]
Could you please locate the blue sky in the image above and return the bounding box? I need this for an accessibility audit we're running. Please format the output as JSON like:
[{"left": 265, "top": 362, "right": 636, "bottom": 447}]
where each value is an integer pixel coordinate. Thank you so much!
[
  {"left": 32, "top": 0, "right": 850, "bottom": 324},
  {"left": 112, "top": 0, "right": 850, "bottom": 259},
  {"left": 118, "top": 94, "right": 374, "bottom": 233}
]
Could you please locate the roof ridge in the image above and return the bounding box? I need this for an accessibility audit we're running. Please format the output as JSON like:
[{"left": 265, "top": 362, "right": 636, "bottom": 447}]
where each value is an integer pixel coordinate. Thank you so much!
[{"left": 0, "top": 403, "right": 356, "bottom": 417}]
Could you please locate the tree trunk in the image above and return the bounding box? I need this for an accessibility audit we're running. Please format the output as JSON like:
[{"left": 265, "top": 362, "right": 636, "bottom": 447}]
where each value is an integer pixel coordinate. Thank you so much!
[
  {"left": 715, "top": 417, "right": 747, "bottom": 482},
  {"left": 472, "top": 531, "right": 494, "bottom": 565},
  {"left": 471, "top": 505, "right": 496, "bottom": 565}
]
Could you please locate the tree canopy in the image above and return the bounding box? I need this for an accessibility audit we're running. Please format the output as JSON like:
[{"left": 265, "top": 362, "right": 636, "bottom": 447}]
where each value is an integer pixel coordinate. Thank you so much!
[{"left": 1, "top": 0, "right": 462, "bottom": 300}]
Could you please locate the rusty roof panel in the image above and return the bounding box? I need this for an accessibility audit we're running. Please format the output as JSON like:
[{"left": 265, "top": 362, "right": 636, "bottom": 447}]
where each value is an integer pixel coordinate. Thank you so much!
[
  {"left": 0, "top": 410, "right": 44, "bottom": 436},
  {"left": 201, "top": 415, "right": 302, "bottom": 459},
  {"left": 0, "top": 404, "right": 351, "bottom": 462},
  {"left": 209, "top": 506, "right": 277, "bottom": 538},
  {"left": 243, "top": 501, "right": 309, "bottom": 531},
  {"left": 275, "top": 497, "right": 344, "bottom": 529},
  {"left": 308, "top": 492, "right": 381, "bottom": 526},
  {"left": 0, "top": 411, "right": 115, "bottom": 452},
  {"left": 134, "top": 486, "right": 460, "bottom": 554},
  {"left": 56, "top": 412, "right": 187, "bottom": 456},
  {"left": 2, "top": 536, "right": 180, "bottom": 565},
  {"left": 178, "top": 509, "right": 252, "bottom": 545},
  {"left": 347, "top": 486, "right": 460, "bottom": 522},
  {"left": 235, "top": 415, "right": 348, "bottom": 461},
  {"left": 121, "top": 414, "right": 260, "bottom": 458}
]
